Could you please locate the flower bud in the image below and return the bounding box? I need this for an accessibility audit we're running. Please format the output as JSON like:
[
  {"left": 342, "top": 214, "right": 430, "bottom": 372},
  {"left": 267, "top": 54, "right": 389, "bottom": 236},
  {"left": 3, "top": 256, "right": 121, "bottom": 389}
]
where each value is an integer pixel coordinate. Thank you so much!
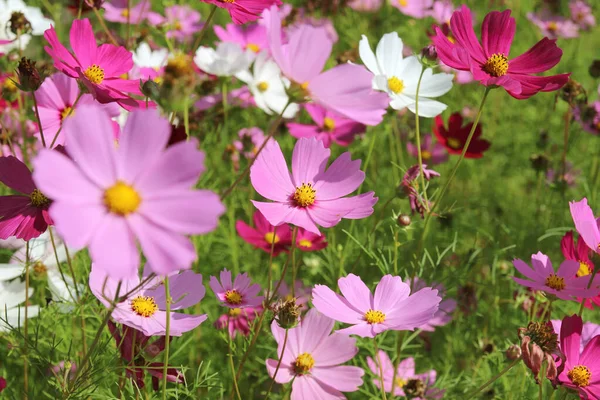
[
  {"left": 529, "top": 154, "right": 549, "bottom": 173},
  {"left": 273, "top": 298, "right": 301, "bottom": 329},
  {"left": 16, "top": 57, "right": 43, "bottom": 92},
  {"left": 397, "top": 214, "right": 411, "bottom": 227},
  {"left": 506, "top": 344, "right": 522, "bottom": 360},
  {"left": 589, "top": 60, "right": 600, "bottom": 78},
  {"left": 559, "top": 78, "right": 587, "bottom": 106},
  {"left": 9, "top": 12, "right": 31, "bottom": 35},
  {"left": 140, "top": 78, "right": 160, "bottom": 100},
  {"left": 404, "top": 379, "right": 426, "bottom": 399},
  {"left": 421, "top": 45, "right": 438, "bottom": 63}
]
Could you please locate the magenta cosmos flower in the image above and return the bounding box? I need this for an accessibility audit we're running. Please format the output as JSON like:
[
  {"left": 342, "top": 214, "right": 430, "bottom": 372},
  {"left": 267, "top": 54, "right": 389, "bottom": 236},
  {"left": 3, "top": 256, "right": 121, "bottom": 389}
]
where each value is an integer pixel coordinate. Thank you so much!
[
  {"left": 512, "top": 252, "right": 600, "bottom": 301},
  {"left": 570, "top": 198, "right": 600, "bottom": 255},
  {"left": 202, "top": 0, "right": 281, "bottom": 25},
  {"left": 391, "top": 0, "right": 433, "bottom": 19},
  {"left": 250, "top": 137, "right": 377, "bottom": 235},
  {"left": 562, "top": 231, "right": 594, "bottom": 278},
  {"left": 34, "top": 73, "right": 120, "bottom": 146},
  {"left": 104, "top": 0, "right": 152, "bottom": 24},
  {"left": 312, "top": 274, "right": 441, "bottom": 338},
  {"left": 215, "top": 306, "right": 262, "bottom": 338},
  {"left": 432, "top": 6, "right": 570, "bottom": 99},
  {"left": 32, "top": 105, "right": 225, "bottom": 278},
  {"left": 296, "top": 228, "right": 327, "bottom": 252},
  {"left": 265, "top": 5, "right": 388, "bottom": 126},
  {"left": 0, "top": 156, "right": 52, "bottom": 240},
  {"left": 209, "top": 269, "right": 264, "bottom": 309},
  {"left": 44, "top": 19, "right": 144, "bottom": 110},
  {"left": 406, "top": 134, "right": 448, "bottom": 165},
  {"left": 90, "top": 266, "right": 208, "bottom": 336},
  {"left": 557, "top": 315, "right": 600, "bottom": 398},
  {"left": 366, "top": 350, "right": 444, "bottom": 398},
  {"left": 287, "top": 104, "right": 366, "bottom": 148},
  {"left": 552, "top": 317, "right": 600, "bottom": 354},
  {"left": 236, "top": 210, "right": 292, "bottom": 256},
  {"left": 147, "top": 6, "right": 204, "bottom": 41},
  {"left": 266, "top": 309, "right": 364, "bottom": 399}
]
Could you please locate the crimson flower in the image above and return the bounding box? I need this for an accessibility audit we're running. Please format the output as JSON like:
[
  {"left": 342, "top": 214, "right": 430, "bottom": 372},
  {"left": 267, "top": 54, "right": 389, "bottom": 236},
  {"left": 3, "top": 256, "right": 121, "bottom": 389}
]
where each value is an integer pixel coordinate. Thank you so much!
[{"left": 433, "top": 113, "right": 490, "bottom": 158}]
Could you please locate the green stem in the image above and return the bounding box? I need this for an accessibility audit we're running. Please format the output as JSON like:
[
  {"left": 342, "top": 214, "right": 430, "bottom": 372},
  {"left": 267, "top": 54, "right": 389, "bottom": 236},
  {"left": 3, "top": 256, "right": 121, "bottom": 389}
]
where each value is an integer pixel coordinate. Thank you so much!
[
  {"left": 264, "top": 328, "right": 289, "bottom": 400},
  {"left": 464, "top": 358, "right": 520, "bottom": 398},
  {"left": 50, "top": 92, "right": 83, "bottom": 148},
  {"left": 92, "top": 7, "right": 119, "bottom": 46},
  {"left": 413, "top": 68, "right": 429, "bottom": 210},
  {"left": 192, "top": 5, "right": 218, "bottom": 51},
  {"left": 228, "top": 334, "right": 242, "bottom": 400},
  {"left": 578, "top": 267, "right": 598, "bottom": 316},
  {"left": 373, "top": 337, "right": 387, "bottom": 400},
  {"left": 290, "top": 227, "right": 298, "bottom": 297},
  {"left": 23, "top": 241, "right": 30, "bottom": 399},
  {"left": 31, "top": 92, "right": 46, "bottom": 148},
  {"left": 162, "top": 276, "right": 171, "bottom": 399}
]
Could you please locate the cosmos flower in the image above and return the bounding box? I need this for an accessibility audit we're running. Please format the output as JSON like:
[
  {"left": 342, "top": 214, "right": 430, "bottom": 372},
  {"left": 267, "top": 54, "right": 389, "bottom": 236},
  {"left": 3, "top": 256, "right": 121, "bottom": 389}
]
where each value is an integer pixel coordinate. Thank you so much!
[
  {"left": 131, "top": 42, "right": 168, "bottom": 69},
  {"left": 103, "top": 0, "right": 152, "bottom": 24},
  {"left": 0, "top": 0, "right": 53, "bottom": 53},
  {"left": 570, "top": 0, "right": 595, "bottom": 30},
  {"left": 233, "top": 127, "right": 266, "bottom": 161},
  {"left": 512, "top": 252, "right": 600, "bottom": 301},
  {"left": 215, "top": 306, "right": 262, "bottom": 338},
  {"left": 406, "top": 134, "right": 448, "bottom": 165},
  {"left": 235, "top": 210, "right": 292, "bottom": 256},
  {"left": 276, "top": 281, "right": 312, "bottom": 310},
  {"left": 296, "top": 228, "right": 327, "bottom": 252},
  {"left": 359, "top": 32, "right": 453, "bottom": 117},
  {"left": 265, "top": 5, "right": 389, "bottom": 125},
  {"left": 287, "top": 104, "right": 366, "bottom": 148},
  {"left": 312, "top": 274, "right": 441, "bottom": 338},
  {"left": 33, "top": 105, "right": 225, "bottom": 278},
  {"left": 561, "top": 230, "right": 594, "bottom": 278},
  {"left": 250, "top": 137, "right": 378, "bottom": 235},
  {"left": 348, "top": 0, "right": 383, "bottom": 12},
  {"left": 0, "top": 156, "right": 52, "bottom": 240},
  {"left": 574, "top": 101, "right": 600, "bottom": 135},
  {"left": 202, "top": 0, "right": 282, "bottom": 25},
  {"left": 214, "top": 22, "right": 269, "bottom": 59},
  {"left": 194, "top": 42, "right": 252, "bottom": 77},
  {"left": 266, "top": 309, "right": 364, "bottom": 399},
  {"left": 432, "top": 5, "right": 570, "bottom": 99},
  {"left": 147, "top": 5, "right": 203, "bottom": 41},
  {"left": 433, "top": 112, "right": 490, "bottom": 158},
  {"left": 44, "top": 19, "right": 145, "bottom": 110},
  {"left": 429, "top": 0, "right": 454, "bottom": 24},
  {"left": 400, "top": 164, "right": 440, "bottom": 217},
  {"left": 90, "top": 266, "right": 208, "bottom": 336},
  {"left": 209, "top": 269, "right": 264, "bottom": 309},
  {"left": 570, "top": 198, "right": 600, "bottom": 254},
  {"left": 552, "top": 318, "right": 600, "bottom": 354},
  {"left": 390, "top": 0, "right": 433, "bottom": 19},
  {"left": 527, "top": 10, "right": 579, "bottom": 40},
  {"left": 412, "top": 278, "right": 456, "bottom": 332},
  {"left": 0, "top": 279, "right": 39, "bottom": 332},
  {"left": 366, "top": 350, "right": 444, "bottom": 398}
]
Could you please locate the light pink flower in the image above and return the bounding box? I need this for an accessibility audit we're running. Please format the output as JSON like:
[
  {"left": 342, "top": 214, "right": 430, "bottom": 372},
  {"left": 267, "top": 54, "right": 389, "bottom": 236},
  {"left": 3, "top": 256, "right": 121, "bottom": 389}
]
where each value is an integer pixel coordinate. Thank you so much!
[
  {"left": 366, "top": 351, "right": 444, "bottom": 398},
  {"left": 104, "top": 0, "right": 152, "bottom": 24},
  {"left": 44, "top": 19, "right": 145, "bottom": 110},
  {"left": 312, "top": 274, "right": 441, "bottom": 338},
  {"left": 570, "top": 1, "right": 595, "bottom": 30},
  {"left": 266, "top": 309, "right": 364, "bottom": 399},
  {"left": 348, "top": 0, "right": 384, "bottom": 12},
  {"left": 235, "top": 210, "right": 292, "bottom": 256},
  {"left": 233, "top": 127, "right": 266, "bottom": 160},
  {"left": 90, "top": 266, "right": 208, "bottom": 336},
  {"left": 214, "top": 23, "right": 269, "bottom": 56},
  {"left": 429, "top": 0, "right": 454, "bottom": 24},
  {"left": 264, "top": 5, "right": 388, "bottom": 126},
  {"left": 147, "top": 6, "right": 204, "bottom": 41},
  {"left": 215, "top": 306, "right": 263, "bottom": 338},
  {"left": 527, "top": 10, "right": 579, "bottom": 40},
  {"left": 287, "top": 104, "right": 366, "bottom": 148},
  {"left": 412, "top": 278, "right": 456, "bottom": 332},
  {"left": 202, "top": 0, "right": 282, "bottom": 25},
  {"left": 209, "top": 269, "right": 264, "bottom": 309},
  {"left": 406, "top": 134, "right": 448, "bottom": 165},
  {"left": 391, "top": 0, "right": 434, "bottom": 19},
  {"left": 32, "top": 104, "right": 225, "bottom": 278},
  {"left": 570, "top": 198, "right": 600, "bottom": 254},
  {"left": 250, "top": 137, "right": 378, "bottom": 235},
  {"left": 512, "top": 252, "right": 600, "bottom": 300}
]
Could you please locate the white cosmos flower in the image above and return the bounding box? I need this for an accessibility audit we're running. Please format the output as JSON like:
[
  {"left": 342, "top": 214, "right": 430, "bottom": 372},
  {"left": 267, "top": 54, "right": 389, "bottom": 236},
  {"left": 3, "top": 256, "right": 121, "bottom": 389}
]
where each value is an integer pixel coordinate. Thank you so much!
[
  {"left": 359, "top": 32, "right": 453, "bottom": 117},
  {"left": 0, "top": 279, "right": 39, "bottom": 332},
  {"left": 235, "top": 51, "right": 298, "bottom": 119},
  {"left": 131, "top": 42, "right": 169, "bottom": 69},
  {"left": 0, "top": 0, "right": 53, "bottom": 53},
  {"left": 194, "top": 42, "right": 252, "bottom": 77}
]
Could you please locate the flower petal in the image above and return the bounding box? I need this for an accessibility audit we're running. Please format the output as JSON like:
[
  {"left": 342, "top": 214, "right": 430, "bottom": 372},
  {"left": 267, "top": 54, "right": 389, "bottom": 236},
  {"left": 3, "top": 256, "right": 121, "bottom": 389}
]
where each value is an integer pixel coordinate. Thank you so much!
[{"left": 250, "top": 140, "right": 295, "bottom": 202}]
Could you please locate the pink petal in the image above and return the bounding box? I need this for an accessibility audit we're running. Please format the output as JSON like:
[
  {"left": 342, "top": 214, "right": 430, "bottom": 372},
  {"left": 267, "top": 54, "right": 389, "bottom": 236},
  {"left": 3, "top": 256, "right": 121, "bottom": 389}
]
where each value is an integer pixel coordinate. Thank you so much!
[
  {"left": 304, "top": 103, "right": 327, "bottom": 126},
  {"left": 507, "top": 73, "right": 569, "bottom": 100},
  {"left": 287, "top": 123, "right": 321, "bottom": 141},
  {"left": 312, "top": 284, "right": 364, "bottom": 324},
  {"left": 338, "top": 273, "right": 372, "bottom": 311},
  {"left": 431, "top": 27, "right": 470, "bottom": 71},
  {"left": 512, "top": 258, "right": 544, "bottom": 281},
  {"left": 250, "top": 140, "right": 295, "bottom": 202},
  {"left": 508, "top": 38, "right": 563, "bottom": 74},
  {"left": 291, "top": 376, "right": 345, "bottom": 400},
  {"left": 557, "top": 260, "right": 581, "bottom": 278},
  {"left": 312, "top": 332, "right": 358, "bottom": 367},
  {"left": 0, "top": 156, "right": 35, "bottom": 194},
  {"left": 336, "top": 322, "right": 376, "bottom": 338},
  {"left": 291, "top": 138, "right": 330, "bottom": 187},
  {"left": 44, "top": 27, "right": 79, "bottom": 77},
  {"left": 449, "top": 5, "right": 486, "bottom": 64},
  {"left": 144, "top": 270, "right": 205, "bottom": 310},
  {"left": 297, "top": 309, "right": 335, "bottom": 354},
  {"left": 570, "top": 199, "right": 600, "bottom": 253},
  {"left": 312, "top": 365, "right": 364, "bottom": 392},
  {"left": 88, "top": 214, "right": 139, "bottom": 279},
  {"left": 266, "top": 359, "right": 294, "bottom": 384},
  {"left": 373, "top": 275, "right": 410, "bottom": 313},
  {"left": 251, "top": 201, "right": 320, "bottom": 234},
  {"left": 579, "top": 336, "right": 600, "bottom": 369},
  {"left": 48, "top": 202, "right": 106, "bottom": 250},
  {"left": 70, "top": 19, "right": 97, "bottom": 68},
  {"left": 285, "top": 25, "right": 332, "bottom": 83},
  {"left": 96, "top": 43, "right": 134, "bottom": 77},
  {"left": 313, "top": 152, "right": 364, "bottom": 200},
  {"left": 169, "top": 313, "right": 207, "bottom": 336},
  {"left": 481, "top": 9, "right": 515, "bottom": 57},
  {"left": 561, "top": 315, "right": 583, "bottom": 366},
  {"left": 385, "top": 287, "right": 440, "bottom": 330}
]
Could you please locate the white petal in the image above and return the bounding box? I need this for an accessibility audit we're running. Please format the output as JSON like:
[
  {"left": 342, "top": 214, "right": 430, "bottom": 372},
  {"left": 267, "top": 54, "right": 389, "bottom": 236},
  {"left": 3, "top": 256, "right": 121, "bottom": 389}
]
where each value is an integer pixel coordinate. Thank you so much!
[
  {"left": 417, "top": 69, "right": 454, "bottom": 98},
  {"left": 376, "top": 32, "right": 404, "bottom": 77},
  {"left": 358, "top": 35, "right": 380, "bottom": 75},
  {"left": 407, "top": 97, "right": 448, "bottom": 118}
]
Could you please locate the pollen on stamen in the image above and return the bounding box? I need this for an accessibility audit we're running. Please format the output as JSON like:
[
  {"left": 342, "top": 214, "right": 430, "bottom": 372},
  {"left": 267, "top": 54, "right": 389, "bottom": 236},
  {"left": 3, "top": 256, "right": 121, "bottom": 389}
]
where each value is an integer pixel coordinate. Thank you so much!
[
  {"left": 130, "top": 295, "right": 159, "bottom": 317},
  {"left": 293, "top": 183, "right": 316, "bottom": 207},
  {"left": 30, "top": 189, "right": 50, "bottom": 208},
  {"left": 294, "top": 353, "right": 315, "bottom": 375},
  {"left": 545, "top": 273, "right": 566, "bottom": 291},
  {"left": 482, "top": 53, "right": 509, "bottom": 77},
  {"left": 264, "top": 232, "right": 280, "bottom": 244},
  {"left": 387, "top": 76, "right": 404, "bottom": 94},
  {"left": 225, "top": 289, "right": 243, "bottom": 305},
  {"left": 84, "top": 64, "right": 105, "bottom": 84},
  {"left": 364, "top": 309, "right": 386, "bottom": 324},
  {"left": 257, "top": 81, "right": 269, "bottom": 92},
  {"left": 247, "top": 43, "right": 260, "bottom": 53},
  {"left": 104, "top": 181, "right": 141, "bottom": 216},
  {"left": 323, "top": 117, "right": 336, "bottom": 132}
]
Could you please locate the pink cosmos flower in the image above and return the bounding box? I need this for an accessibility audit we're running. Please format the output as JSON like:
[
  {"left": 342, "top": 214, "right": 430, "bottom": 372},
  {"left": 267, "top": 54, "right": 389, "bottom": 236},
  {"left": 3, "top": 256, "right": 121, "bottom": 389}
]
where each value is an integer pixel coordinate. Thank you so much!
[
  {"left": 296, "top": 228, "right": 327, "bottom": 252},
  {"left": 233, "top": 127, "right": 266, "bottom": 160},
  {"left": 430, "top": 0, "right": 454, "bottom": 24},
  {"left": 209, "top": 269, "right": 264, "bottom": 309},
  {"left": 0, "top": 377, "right": 5, "bottom": 393},
  {"left": 432, "top": 6, "right": 570, "bottom": 99},
  {"left": 552, "top": 318, "right": 600, "bottom": 354},
  {"left": 215, "top": 306, "right": 263, "bottom": 338},
  {"left": 0, "top": 156, "right": 52, "bottom": 240},
  {"left": 570, "top": 198, "right": 600, "bottom": 254},
  {"left": 195, "top": 86, "right": 255, "bottom": 111},
  {"left": 406, "top": 134, "right": 448, "bottom": 165},
  {"left": 287, "top": 104, "right": 366, "bottom": 148},
  {"left": 32, "top": 105, "right": 225, "bottom": 278},
  {"left": 366, "top": 351, "right": 444, "bottom": 398},
  {"left": 202, "top": 0, "right": 282, "bottom": 25},
  {"left": 312, "top": 274, "right": 441, "bottom": 338},
  {"left": 147, "top": 6, "right": 204, "bottom": 41},
  {"left": 570, "top": 0, "right": 595, "bottom": 30},
  {"left": 250, "top": 137, "right": 378, "bottom": 235},
  {"left": 104, "top": 0, "right": 151, "bottom": 24},
  {"left": 90, "top": 267, "right": 208, "bottom": 336},
  {"left": 547, "top": 162, "right": 580, "bottom": 188},
  {"left": 266, "top": 309, "right": 364, "bottom": 399},
  {"left": 574, "top": 101, "right": 600, "bottom": 135},
  {"left": 512, "top": 252, "right": 600, "bottom": 300},
  {"left": 391, "top": 0, "right": 433, "bottom": 19},
  {"left": 34, "top": 73, "right": 120, "bottom": 147},
  {"left": 276, "top": 281, "right": 312, "bottom": 310},
  {"left": 561, "top": 231, "right": 594, "bottom": 278},
  {"left": 412, "top": 278, "right": 456, "bottom": 332},
  {"left": 235, "top": 210, "right": 292, "bottom": 256},
  {"left": 527, "top": 10, "right": 579, "bottom": 40},
  {"left": 556, "top": 315, "right": 600, "bottom": 398},
  {"left": 348, "top": 0, "right": 383, "bottom": 12},
  {"left": 214, "top": 23, "right": 269, "bottom": 56},
  {"left": 265, "top": 6, "right": 388, "bottom": 126},
  {"left": 44, "top": 19, "right": 145, "bottom": 110}
]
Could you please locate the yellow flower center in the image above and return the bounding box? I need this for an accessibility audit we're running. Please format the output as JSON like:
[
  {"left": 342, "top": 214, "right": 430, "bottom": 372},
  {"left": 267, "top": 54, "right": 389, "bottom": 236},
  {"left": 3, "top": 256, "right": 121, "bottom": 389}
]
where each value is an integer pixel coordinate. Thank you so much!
[
  {"left": 568, "top": 365, "right": 591, "bottom": 387},
  {"left": 174, "top": 21, "right": 182, "bottom": 31},
  {"left": 247, "top": 43, "right": 260, "bottom": 53},
  {"left": 120, "top": 9, "right": 129, "bottom": 18},
  {"left": 222, "top": 0, "right": 236, "bottom": 3},
  {"left": 482, "top": 53, "right": 509, "bottom": 77},
  {"left": 399, "top": 0, "right": 408, "bottom": 6},
  {"left": 257, "top": 81, "right": 269, "bottom": 92},
  {"left": 447, "top": 35, "right": 455, "bottom": 44},
  {"left": 153, "top": 76, "right": 163, "bottom": 84},
  {"left": 294, "top": 353, "right": 315, "bottom": 375},
  {"left": 225, "top": 289, "right": 243, "bottom": 305},
  {"left": 323, "top": 117, "right": 336, "bottom": 132},
  {"left": 30, "top": 189, "right": 50, "bottom": 208},
  {"left": 229, "top": 308, "right": 242, "bottom": 317},
  {"left": 395, "top": 377, "right": 407, "bottom": 388},
  {"left": 446, "top": 137, "right": 462, "bottom": 149},
  {"left": 577, "top": 261, "right": 592, "bottom": 277},
  {"left": 33, "top": 261, "right": 47, "bottom": 276},
  {"left": 84, "top": 64, "right": 105, "bottom": 84},
  {"left": 547, "top": 21, "right": 558, "bottom": 32},
  {"left": 3, "top": 77, "right": 17, "bottom": 93},
  {"left": 545, "top": 273, "right": 566, "bottom": 291},
  {"left": 387, "top": 76, "right": 404, "bottom": 94},
  {"left": 293, "top": 183, "right": 316, "bottom": 207},
  {"left": 60, "top": 106, "right": 74, "bottom": 121},
  {"left": 421, "top": 150, "right": 432, "bottom": 160},
  {"left": 364, "top": 309, "right": 386, "bottom": 324},
  {"left": 299, "top": 239, "right": 312, "bottom": 248},
  {"left": 104, "top": 181, "right": 141, "bottom": 216},
  {"left": 264, "top": 232, "right": 280, "bottom": 244},
  {"left": 130, "top": 295, "right": 158, "bottom": 317}
]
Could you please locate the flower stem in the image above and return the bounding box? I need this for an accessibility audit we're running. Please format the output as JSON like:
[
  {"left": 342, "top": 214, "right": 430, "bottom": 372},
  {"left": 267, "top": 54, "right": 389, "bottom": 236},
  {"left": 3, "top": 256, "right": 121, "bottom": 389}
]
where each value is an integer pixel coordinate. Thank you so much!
[
  {"left": 578, "top": 267, "right": 598, "bottom": 316},
  {"left": 162, "top": 276, "right": 172, "bottom": 399},
  {"left": 389, "top": 331, "right": 404, "bottom": 396},
  {"left": 265, "top": 226, "right": 277, "bottom": 301},
  {"left": 290, "top": 227, "right": 298, "bottom": 297},
  {"left": 50, "top": 92, "right": 82, "bottom": 148},
  {"left": 264, "top": 328, "right": 289, "bottom": 400},
  {"left": 228, "top": 334, "right": 242, "bottom": 400},
  {"left": 372, "top": 337, "right": 388, "bottom": 400},
  {"left": 464, "top": 358, "right": 520, "bottom": 398},
  {"left": 92, "top": 7, "right": 119, "bottom": 46},
  {"left": 23, "top": 240, "right": 30, "bottom": 399},
  {"left": 31, "top": 92, "right": 46, "bottom": 148},
  {"left": 192, "top": 5, "right": 218, "bottom": 51},
  {"left": 413, "top": 67, "right": 429, "bottom": 210}
]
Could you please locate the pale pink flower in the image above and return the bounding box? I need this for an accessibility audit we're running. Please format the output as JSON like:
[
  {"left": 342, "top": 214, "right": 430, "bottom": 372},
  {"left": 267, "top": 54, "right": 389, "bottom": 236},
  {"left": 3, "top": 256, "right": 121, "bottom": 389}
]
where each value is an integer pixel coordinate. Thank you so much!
[
  {"left": 214, "top": 23, "right": 269, "bottom": 57},
  {"left": 209, "top": 269, "right": 264, "bottom": 309},
  {"left": 147, "top": 6, "right": 204, "bottom": 41},
  {"left": 527, "top": 10, "right": 580, "bottom": 39},
  {"left": 348, "top": 0, "right": 384, "bottom": 12},
  {"left": 391, "top": 0, "right": 434, "bottom": 19},
  {"left": 570, "top": 198, "right": 600, "bottom": 254},
  {"left": 104, "top": 0, "right": 152, "bottom": 24}
]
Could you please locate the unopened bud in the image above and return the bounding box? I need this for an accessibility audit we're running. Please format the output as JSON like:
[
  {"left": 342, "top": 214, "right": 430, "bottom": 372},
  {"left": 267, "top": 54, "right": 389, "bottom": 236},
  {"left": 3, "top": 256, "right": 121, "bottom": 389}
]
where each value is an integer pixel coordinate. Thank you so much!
[
  {"left": 404, "top": 379, "right": 426, "bottom": 399},
  {"left": 529, "top": 154, "right": 549, "bottom": 173},
  {"left": 397, "top": 214, "right": 411, "bottom": 227},
  {"left": 9, "top": 12, "right": 31, "bottom": 35},
  {"left": 560, "top": 78, "right": 587, "bottom": 106},
  {"left": 589, "top": 60, "right": 600, "bottom": 78},
  {"left": 16, "top": 57, "right": 42, "bottom": 92},
  {"left": 140, "top": 78, "right": 160, "bottom": 100},
  {"left": 506, "top": 344, "right": 522, "bottom": 360},
  {"left": 421, "top": 45, "right": 438, "bottom": 63}
]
